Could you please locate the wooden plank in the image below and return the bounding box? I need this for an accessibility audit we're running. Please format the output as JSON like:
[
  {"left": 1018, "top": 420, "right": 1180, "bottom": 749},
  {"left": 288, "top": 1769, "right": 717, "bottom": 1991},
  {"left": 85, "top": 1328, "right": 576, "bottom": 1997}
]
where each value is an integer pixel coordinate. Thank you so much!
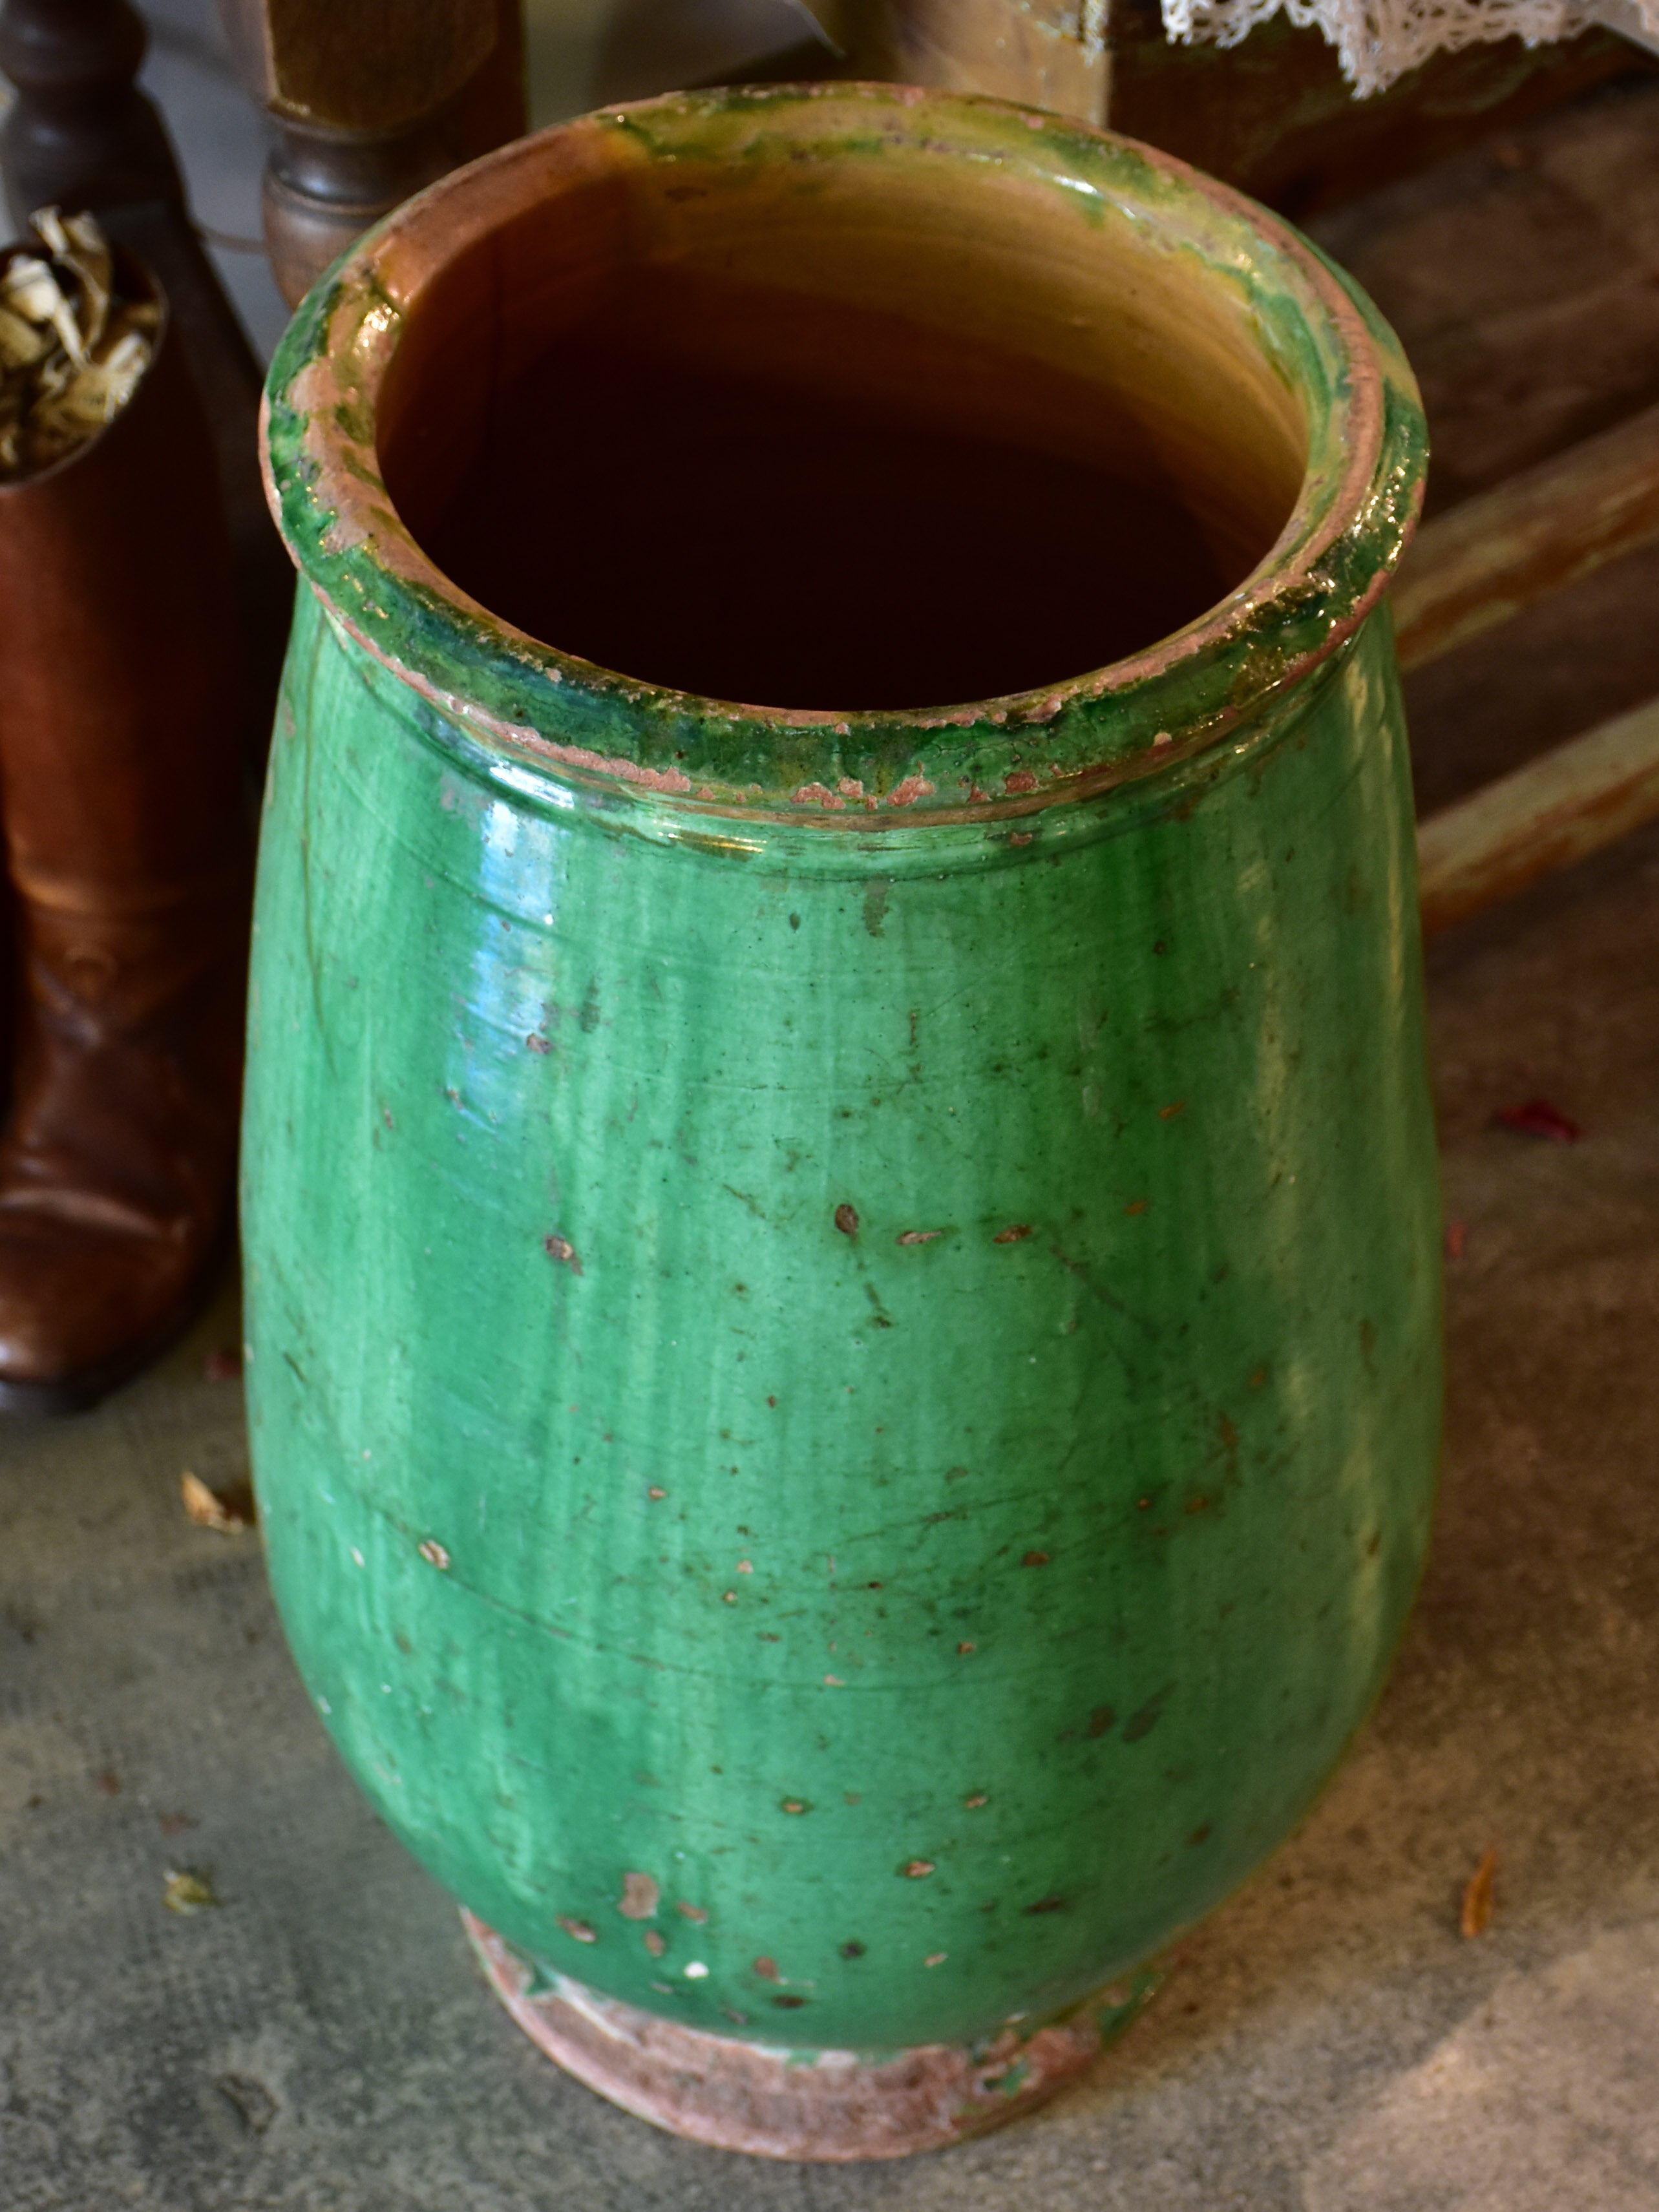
[
  {"left": 1417, "top": 693, "right": 1659, "bottom": 936},
  {"left": 1394, "top": 400, "right": 1659, "bottom": 673}
]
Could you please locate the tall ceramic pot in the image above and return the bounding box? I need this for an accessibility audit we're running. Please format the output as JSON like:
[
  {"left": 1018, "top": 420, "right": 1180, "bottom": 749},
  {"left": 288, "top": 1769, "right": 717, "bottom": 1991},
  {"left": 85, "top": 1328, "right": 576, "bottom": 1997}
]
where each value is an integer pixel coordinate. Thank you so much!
[{"left": 248, "top": 85, "right": 1439, "bottom": 2161}]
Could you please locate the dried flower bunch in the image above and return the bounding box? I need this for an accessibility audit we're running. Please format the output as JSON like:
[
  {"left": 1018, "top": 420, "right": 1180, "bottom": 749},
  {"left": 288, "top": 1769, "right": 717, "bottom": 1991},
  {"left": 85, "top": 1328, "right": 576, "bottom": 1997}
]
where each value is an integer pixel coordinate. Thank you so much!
[{"left": 0, "top": 208, "right": 157, "bottom": 483}]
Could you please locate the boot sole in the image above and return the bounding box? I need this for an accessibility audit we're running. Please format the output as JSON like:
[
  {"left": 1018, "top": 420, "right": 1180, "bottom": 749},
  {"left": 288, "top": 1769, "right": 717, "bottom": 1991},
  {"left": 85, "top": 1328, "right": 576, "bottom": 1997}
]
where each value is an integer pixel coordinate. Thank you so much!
[
  {"left": 0, "top": 1238, "right": 235, "bottom": 1420},
  {"left": 0, "top": 1369, "right": 116, "bottom": 1418}
]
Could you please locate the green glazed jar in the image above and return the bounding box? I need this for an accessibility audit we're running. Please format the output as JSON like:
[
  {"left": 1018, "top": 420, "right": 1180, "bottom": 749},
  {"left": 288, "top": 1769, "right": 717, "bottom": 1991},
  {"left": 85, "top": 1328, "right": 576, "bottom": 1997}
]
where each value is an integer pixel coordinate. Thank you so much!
[{"left": 248, "top": 85, "right": 1439, "bottom": 2160}]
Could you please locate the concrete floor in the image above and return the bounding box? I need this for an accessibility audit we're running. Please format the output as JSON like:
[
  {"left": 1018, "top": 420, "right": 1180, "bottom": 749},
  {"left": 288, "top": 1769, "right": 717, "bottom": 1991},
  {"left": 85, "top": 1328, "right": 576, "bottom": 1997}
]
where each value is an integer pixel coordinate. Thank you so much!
[{"left": 4, "top": 45, "right": 1659, "bottom": 2212}]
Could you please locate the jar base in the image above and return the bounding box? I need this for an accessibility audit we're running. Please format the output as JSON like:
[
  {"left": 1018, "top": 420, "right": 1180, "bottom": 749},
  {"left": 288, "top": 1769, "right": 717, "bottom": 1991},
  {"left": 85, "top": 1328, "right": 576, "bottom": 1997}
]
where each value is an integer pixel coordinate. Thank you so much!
[{"left": 462, "top": 1912, "right": 1161, "bottom": 2161}]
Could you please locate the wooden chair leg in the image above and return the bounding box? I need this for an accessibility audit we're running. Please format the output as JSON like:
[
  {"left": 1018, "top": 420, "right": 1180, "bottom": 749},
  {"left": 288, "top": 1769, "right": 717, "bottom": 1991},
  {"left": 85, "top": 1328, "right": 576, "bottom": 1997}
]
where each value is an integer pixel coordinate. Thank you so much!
[{"left": 215, "top": 0, "right": 525, "bottom": 308}]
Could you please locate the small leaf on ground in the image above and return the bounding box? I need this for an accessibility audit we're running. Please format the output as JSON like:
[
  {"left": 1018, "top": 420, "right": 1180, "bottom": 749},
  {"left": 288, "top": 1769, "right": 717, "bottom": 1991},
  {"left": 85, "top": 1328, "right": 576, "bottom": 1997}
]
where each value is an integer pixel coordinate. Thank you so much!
[
  {"left": 1461, "top": 1845, "right": 1499, "bottom": 1937},
  {"left": 164, "top": 1867, "right": 220, "bottom": 1915},
  {"left": 180, "top": 1472, "right": 255, "bottom": 1533}
]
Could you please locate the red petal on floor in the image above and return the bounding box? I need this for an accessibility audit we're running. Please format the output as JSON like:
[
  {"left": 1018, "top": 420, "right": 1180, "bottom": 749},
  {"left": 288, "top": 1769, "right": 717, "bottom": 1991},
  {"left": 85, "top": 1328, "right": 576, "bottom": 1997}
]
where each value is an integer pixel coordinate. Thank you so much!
[{"left": 1493, "top": 1099, "right": 1582, "bottom": 1143}]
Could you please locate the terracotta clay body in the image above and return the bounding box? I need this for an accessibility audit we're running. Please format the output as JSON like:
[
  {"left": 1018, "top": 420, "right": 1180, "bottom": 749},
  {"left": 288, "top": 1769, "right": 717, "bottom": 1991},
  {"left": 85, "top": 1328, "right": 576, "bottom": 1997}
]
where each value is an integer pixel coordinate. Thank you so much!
[{"left": 0, "top": 251, "right": 248, "bottom": 1413}]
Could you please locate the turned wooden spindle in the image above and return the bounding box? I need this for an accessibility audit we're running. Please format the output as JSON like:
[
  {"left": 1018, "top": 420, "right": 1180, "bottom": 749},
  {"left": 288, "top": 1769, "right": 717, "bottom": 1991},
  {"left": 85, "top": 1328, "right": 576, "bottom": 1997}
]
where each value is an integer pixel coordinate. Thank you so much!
[
  {"left": 217, "top": 0, "right": 526, "bottom": 308},
  {"left": 0, "top": 0, "right": 180, "bottom": 221}
]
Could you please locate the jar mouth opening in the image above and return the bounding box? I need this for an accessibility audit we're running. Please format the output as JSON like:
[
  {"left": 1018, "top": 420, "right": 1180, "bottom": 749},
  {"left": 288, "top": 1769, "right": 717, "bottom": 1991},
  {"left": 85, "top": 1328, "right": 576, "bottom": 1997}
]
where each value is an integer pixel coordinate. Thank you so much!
[{"left": 264, "top": 85, "right": 1422, "bottom": 822}]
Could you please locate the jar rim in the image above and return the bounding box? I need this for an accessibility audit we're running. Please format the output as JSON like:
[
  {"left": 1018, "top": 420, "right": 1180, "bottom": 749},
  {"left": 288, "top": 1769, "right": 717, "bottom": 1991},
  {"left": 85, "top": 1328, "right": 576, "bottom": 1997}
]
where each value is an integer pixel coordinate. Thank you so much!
[{"left": 262, "top": 82, "right": 1426, "bottom": 829}]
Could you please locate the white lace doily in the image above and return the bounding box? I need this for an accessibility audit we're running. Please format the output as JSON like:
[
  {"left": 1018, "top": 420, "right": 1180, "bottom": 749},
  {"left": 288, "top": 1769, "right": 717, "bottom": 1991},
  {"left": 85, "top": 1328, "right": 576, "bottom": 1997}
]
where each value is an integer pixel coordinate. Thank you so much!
[{"left": 1160, "top": 0, "right": 1659, "bottom": 96}]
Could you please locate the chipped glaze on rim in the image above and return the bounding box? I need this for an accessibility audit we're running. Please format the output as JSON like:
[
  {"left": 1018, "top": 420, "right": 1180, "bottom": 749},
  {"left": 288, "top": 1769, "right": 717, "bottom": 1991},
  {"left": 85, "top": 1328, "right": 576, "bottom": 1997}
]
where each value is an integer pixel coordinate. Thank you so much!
[{"left": 260, "top": 82, "right": 1426, "bottom": 833}]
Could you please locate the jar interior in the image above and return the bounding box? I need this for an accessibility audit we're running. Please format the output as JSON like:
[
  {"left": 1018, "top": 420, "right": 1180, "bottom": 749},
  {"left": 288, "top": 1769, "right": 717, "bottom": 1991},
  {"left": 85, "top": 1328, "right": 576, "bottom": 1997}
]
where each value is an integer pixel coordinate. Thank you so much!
[{"left": 378, "top": 133, "right": 1309, "bottom": 713}]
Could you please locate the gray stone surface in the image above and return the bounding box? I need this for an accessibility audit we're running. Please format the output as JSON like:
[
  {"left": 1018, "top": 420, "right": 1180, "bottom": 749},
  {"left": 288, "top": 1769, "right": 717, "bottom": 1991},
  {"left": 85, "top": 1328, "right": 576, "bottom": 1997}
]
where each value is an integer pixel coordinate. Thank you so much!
[{"left": 5, "top": 820, "right": 1658, "bottom": 2210}]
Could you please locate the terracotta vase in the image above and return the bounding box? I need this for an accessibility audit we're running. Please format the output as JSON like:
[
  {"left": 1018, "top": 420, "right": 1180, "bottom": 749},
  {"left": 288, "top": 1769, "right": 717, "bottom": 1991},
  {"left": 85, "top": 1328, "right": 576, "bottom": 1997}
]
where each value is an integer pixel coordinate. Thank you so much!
[{"left": 247, "top": 86, "right": 1439, "bottom": 2160}]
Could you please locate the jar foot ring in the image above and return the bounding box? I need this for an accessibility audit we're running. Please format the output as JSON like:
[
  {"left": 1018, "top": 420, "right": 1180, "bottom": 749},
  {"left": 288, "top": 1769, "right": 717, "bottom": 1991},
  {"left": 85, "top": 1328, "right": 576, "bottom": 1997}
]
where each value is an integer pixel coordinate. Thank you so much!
[{"left": 463, "top": 1910, "right": 1159, "bottom": 2162}]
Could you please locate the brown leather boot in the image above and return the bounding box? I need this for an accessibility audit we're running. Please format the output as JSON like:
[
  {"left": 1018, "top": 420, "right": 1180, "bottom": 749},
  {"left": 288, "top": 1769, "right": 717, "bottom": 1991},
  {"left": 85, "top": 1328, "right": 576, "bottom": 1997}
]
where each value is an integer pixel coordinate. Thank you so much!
[{"left": 0, "top": 244, "right": 248, "bottom": 1415}]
